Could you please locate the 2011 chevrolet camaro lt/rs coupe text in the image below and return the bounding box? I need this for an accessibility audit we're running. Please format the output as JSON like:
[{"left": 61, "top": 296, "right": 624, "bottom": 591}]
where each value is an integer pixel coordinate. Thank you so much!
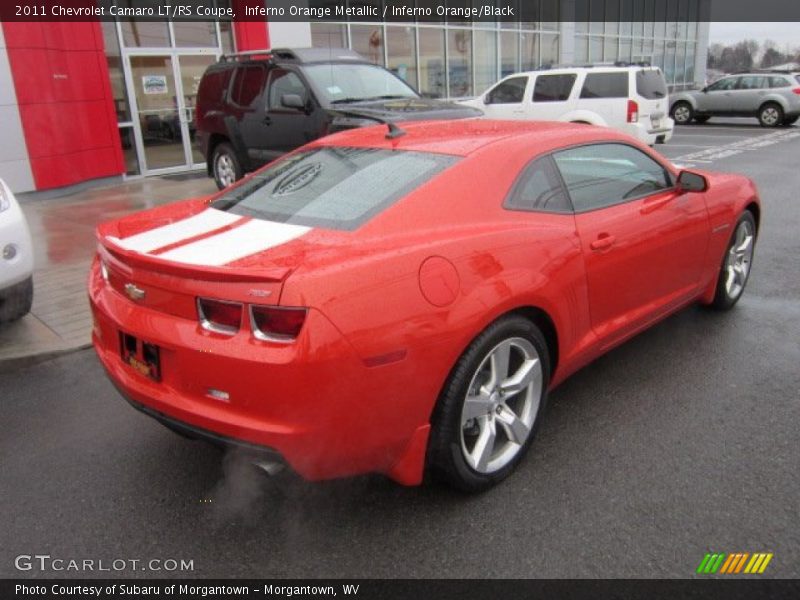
[{"left": 89, "top": 120, "right": 760, "bottom": 491}]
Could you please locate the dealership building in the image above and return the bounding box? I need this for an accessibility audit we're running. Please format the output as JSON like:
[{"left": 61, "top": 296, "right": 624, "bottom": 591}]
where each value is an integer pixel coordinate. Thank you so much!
[{"left": 0, "top": 0, "right": 710, "bottom": 193}]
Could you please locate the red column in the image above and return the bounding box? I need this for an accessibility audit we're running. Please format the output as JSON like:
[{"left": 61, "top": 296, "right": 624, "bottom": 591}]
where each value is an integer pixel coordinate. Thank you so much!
[
  {"left": 3, "top": 22, "right": 124, "bottom": 190},
  {"left": 231, "top": 0, "right": 270, "bottom": 51}
]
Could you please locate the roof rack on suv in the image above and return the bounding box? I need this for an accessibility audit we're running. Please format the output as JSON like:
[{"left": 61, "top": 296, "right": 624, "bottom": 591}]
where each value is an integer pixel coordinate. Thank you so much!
[
  {"left": 534, "top": 61, "right": 653, "bottom": 71},
  {"left": 219, "top": 48, "right": 301, "bottom": 62},
  {"left": 731, "top": 68, "right": 798, "bottom": 74}
]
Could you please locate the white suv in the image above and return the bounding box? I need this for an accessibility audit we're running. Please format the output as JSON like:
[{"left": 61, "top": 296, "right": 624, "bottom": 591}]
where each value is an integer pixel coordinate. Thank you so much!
[
  {"left": 0, "top": 178, "right": 34, "bottom": 322},
  {"left": 461, "top": 64, "right": 674, "bottom": 145}
]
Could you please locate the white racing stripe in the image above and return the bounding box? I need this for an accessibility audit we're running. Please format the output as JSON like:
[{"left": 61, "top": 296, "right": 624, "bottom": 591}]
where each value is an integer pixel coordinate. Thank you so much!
[
  {"left": 108, "top": 208, "right": 241, "bottom": 253},
  {"left": 157, "top": 219, "right": 311, "bottom": 266}
]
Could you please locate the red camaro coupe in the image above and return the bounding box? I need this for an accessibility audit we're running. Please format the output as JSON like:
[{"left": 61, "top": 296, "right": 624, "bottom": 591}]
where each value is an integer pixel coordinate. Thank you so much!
[{"left": 89, "top": 120, "right": 759, "bottom": 491}]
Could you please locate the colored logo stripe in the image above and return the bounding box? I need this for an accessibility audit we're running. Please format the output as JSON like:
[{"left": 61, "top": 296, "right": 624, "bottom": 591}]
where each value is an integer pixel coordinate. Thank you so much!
[{"left": 699, "top": 552, "right": 773, "bottom": 574}]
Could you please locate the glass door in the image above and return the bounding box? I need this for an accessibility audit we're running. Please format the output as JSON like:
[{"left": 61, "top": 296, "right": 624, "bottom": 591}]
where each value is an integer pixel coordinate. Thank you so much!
[{"left": 127, "top": 53, "right": 218, "bottom": 174}]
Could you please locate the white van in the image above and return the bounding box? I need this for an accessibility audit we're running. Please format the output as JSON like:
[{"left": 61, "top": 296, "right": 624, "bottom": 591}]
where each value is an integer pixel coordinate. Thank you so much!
[{"left": 460, "top": 65, "right": 674, "bottom": 145}]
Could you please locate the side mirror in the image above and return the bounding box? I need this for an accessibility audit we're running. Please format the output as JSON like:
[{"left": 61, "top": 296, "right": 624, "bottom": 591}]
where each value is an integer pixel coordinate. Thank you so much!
[
  {"left": 280, "top": 93, "right": 304, "bottom": 110},
  {"left": 677, "top": 170, "right": 708, "bottom": 193}
]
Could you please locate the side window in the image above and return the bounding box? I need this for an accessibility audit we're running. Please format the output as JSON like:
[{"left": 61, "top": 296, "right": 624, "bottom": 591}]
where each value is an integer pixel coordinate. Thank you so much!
[
  {"left": 579, "top": 72, "right": 629, "bottom": 99},
  {"left": 738, "top": 76, "right": 766, "bottom": 90},
  {"left": 553, "top": 144, "right": 673, "bottom": 212},
  {"left": 769, "top": 76, "right": 791, "bottom": 88},
  {"left": 230, "top": 65, "right": 266, "bottom": 108},
  {"left": 505, "top": 156, "right": 571, "bottom": 213},
  {"left": 267, "top": 69, "right": 309, "bottom": 111},
  {"left": 533, "top": 74, "right": 577, "bottom": 102},
  {"left": 485, "top": 77, "right": 528, "bottom": 104},
  {"left": 707, "top": 77, "right": 738, "bottom": 92}
]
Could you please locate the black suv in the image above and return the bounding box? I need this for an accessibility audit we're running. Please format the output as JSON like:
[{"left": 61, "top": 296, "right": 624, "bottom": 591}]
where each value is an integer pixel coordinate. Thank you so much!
[{"left": 195, "top": 47, "right": 481, "bottom": 189}]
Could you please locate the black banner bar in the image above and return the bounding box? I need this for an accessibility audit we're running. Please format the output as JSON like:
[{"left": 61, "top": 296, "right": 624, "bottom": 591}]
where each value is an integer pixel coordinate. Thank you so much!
[
  {"left": 3, "top": 0, "right": 800, "bottom": 22},
  {"left": 3, "top": 579, "right": 800, "bottom": 600}
]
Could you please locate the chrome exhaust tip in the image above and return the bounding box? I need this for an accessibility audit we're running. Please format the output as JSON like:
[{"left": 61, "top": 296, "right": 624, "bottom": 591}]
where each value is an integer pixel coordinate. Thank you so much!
[{"left": 251, "top": 459, "right": 285, "bottom": 476}]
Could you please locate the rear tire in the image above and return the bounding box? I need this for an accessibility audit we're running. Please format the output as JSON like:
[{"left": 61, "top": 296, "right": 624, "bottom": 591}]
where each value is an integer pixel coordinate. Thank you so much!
[
  {"left": 758, "top": 103, "right": 783, "bottom": 128},
  {"left": 671, "top": 101, "right": 693, "bottom": 125},
  {"left": 427, "top": 315, "right": 550, "bottom": 492},
  {"left": 0, "top": 276, "right": 33, "bottom": 323},
  {"left": 709, "top": 212, "right": 756, "bottom": 311},
  {"left": 212, "top": 142, "right": 243, "bottom": 190}
]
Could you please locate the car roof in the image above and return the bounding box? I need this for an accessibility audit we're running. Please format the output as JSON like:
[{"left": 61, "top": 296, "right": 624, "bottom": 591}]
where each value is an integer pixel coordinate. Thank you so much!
[
  {"left": 314, "top": 119, "right": 628, "bottom": 157},
  {"left": 215, "top": 47, "right": 369, "bottom": 68}
]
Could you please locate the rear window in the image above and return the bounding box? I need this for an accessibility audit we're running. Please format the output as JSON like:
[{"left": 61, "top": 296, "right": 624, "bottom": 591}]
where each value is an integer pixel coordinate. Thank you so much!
[
  {"left": 635, "top": 70, "right": 668, "bottom": 99},
  {"left": 533, "top": 74, "right": 577, "bottom": 102},
  {"left": 768, "top": 76, "right": 791, "bottom": 88},
  {"left": 580, "top": 72, "right": 629, "bottom": 99},
  {"left": 212, "top": 147, "right": 458, "bottom": 231}
]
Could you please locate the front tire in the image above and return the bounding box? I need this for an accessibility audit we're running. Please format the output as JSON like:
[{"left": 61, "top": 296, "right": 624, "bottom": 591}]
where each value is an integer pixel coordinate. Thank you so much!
[
  {"left": 212, "top": 142, "right": 243, "bottom": 190},
  {"left": 671, "top": 101, "right": 694, "bottom": 125},
  {"left": 758, "top": 103, "right": 783, "bottom": 128},
  {"left": 710, "top": 212, "right": 756, "bottom": 310},
  {"left": 0, "top": 276, "right": 33, "bottom": 323},
  {"left": 427, "top": 315, "right": 550, "bottom": 492}
]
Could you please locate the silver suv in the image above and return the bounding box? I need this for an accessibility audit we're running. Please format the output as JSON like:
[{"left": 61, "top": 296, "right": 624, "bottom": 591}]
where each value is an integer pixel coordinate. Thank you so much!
[{"left": 669, "top": 70, "right": 800, "bottom": 127}]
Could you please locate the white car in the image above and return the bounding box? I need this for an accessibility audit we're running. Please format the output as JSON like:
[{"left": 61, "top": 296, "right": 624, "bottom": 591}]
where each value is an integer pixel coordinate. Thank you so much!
[
  {"left": 0, "top": 178, "right": 34, "bottom": 322},
  {"left": 461, "top": 64, "right": 674, "bottom": 146}
]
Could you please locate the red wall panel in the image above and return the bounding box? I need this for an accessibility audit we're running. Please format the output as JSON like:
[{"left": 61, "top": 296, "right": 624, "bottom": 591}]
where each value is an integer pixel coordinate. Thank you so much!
[
  {"left": 231, "top": 1, "right": 270, "bottom": 51},
  {"left": 3, "top": 21, "right": 124, "bottom": 190}
]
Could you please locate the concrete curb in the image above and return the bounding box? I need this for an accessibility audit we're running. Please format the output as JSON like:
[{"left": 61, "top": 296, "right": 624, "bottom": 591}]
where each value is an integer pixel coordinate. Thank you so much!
[{"left": 0, "top": 341, "right": 91, "bottom": 374}]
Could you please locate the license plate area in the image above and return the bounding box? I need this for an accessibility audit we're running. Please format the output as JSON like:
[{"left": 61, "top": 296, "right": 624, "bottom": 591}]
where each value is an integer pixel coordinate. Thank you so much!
[{"left": 120, "top": 332, "right": 161, "bottom": 381}]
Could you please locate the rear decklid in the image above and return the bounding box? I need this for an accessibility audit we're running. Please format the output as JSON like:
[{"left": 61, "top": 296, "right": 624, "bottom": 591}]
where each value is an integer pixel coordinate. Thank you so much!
[{"left": 97, "top": 199, "right": 312, "bottom": 320}]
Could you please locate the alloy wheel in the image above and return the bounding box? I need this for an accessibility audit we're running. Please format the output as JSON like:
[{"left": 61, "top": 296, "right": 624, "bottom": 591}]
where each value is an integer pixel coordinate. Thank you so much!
[
  {"left": 460, "top": 337, "right": 543, "bottom": 474},
  {"left": 724, "top": 219, "right": 755, "bottom": 300},
  {"left": 761, "top": 107, "right": 780, "bottom": 126},
  {"left": 673, "top": 104, "right": 691, "bottom": 124},
  {"left": 215, "top": 154, "right": 236, "bottom": 188}
]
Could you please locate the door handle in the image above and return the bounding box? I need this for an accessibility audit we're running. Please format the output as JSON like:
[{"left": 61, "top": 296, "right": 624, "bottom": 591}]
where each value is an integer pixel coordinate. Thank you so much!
[
  {"left": 590, "top": 234, "right": 616, "bottom": 251},
  {"left": 262, "top": 115, "right": 272, "bottom": 125}
]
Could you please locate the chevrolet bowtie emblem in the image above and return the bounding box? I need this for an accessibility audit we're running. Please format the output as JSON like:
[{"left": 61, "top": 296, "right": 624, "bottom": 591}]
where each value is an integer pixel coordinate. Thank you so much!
[{"left": 124, "top": 283, "right": 146, "bottom": 301}]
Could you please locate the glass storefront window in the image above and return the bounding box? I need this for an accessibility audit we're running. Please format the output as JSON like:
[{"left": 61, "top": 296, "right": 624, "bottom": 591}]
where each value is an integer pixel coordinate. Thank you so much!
[
  {"left": 418, "top": 28, "right": 446, "bottom": 98},
  {"left": 604, "top": 36, "right": 618, "bottom": 62},
  {"left": 540, "top": 34, "right": 558, "bottom": 67},
  {"left": 500, "top": 31, "right": 520, "bottom": 78},
  {"left": 101, "top": 22, "right": 131, "bottom": 122},
  {"left": 173, "top": 22, "right": 217, "bottom": 48},
  {"left": 311, "top": 23, "right": 347, "bottom": 48},
  {"left": 619, "top": 37, "right": 632, "bottom": 63},
  {"left": 351, "top": 25, "right": 385, "bottom": 66},
  {"left": 448, "top": 29, "right": 472, "bottom": 97},
  {"left": 474, "top": 30, "right": 497, "bottom": 95},
  {"left": 121, "top": 21, "right": 170, "bottom": 48},
  {"left": 589, "top": 36, "right": 603, "bottom": 62},
  {"left": 219, "top": 21, "right": 235, "bottom": 54},
  {"left": 118, "top": 126, "right": 140, "bottom": 176},
  {"left": 386, "top": 26, "right": 418, "bottom": 89},
  {"left": 575, "top": 36, "right": 589, "bottom": 63},
  {"left": 520, "top": 32, "right": 538, "bottom": 71}
]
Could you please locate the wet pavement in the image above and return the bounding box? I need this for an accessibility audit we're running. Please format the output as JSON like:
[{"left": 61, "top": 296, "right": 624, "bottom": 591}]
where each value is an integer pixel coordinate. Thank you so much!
[{"left": 0, "top": 173, "right": 216, "bottom": 366}]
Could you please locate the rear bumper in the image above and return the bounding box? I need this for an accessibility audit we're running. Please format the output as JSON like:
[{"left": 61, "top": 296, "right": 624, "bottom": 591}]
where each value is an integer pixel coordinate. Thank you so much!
[
  {"left": 624, "top": 119, "right": 674, "bottom": 144},
  {"left": 88, "top": 260, "right": 430, "bottom": 485},
  {"left": 0, "top": 181, "right": 34, "bottom": 289}
]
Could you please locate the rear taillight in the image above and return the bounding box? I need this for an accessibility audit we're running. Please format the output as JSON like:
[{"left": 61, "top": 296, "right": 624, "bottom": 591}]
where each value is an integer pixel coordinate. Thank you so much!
[
  {"left": 250, "top": 305, "right": 307, "bottom": 342},
  {"left": 197, "top": 298, "right": 242, "bottom": 335},
  {"left": 792, "top": 87, "right": 800, "bottom": 95},
  {"left": 627, "top": 99, "right": 639, "bottom": 123}
]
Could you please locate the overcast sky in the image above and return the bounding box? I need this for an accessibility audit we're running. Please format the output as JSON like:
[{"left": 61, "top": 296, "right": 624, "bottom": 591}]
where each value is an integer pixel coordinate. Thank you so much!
[{"left": 709, "top": 22, "right": 800, "bottom": 49}]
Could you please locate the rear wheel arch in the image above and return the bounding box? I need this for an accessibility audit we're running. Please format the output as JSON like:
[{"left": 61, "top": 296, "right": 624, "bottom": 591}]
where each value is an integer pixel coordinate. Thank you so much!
[
  {"left": 745, "top": 201, "right": 760, "bottom": 234},
  {"left": 508, "top": 306, "right": 559, "bottom": 378}
]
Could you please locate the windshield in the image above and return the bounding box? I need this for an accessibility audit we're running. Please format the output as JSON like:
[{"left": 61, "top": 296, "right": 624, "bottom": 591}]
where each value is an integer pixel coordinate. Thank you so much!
[
  {"left": 636, "top": 69, "right": 668, "bottom": 99},
  {"left": 303, "top": 64, "right": 418, "bottom": 104},
  {"left": 212, "top": 147, "right": 458, "bottom": 231}
]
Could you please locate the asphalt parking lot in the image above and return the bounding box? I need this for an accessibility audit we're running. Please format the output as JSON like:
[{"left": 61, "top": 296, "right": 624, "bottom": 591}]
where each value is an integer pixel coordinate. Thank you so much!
[{"left": 1, "top": 119, "right": 798, "bottom": 579}]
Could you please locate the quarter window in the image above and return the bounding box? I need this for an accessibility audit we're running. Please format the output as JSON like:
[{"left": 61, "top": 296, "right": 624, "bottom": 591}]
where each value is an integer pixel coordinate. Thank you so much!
[
  {"left": 553, "top": 144, "right": 673, "bottom": 212},
  {"left": 486, "top": 77, "right": 528, "bottom": 104},
  {"left": 768, "top": 76, "right": 791, "bottom": 88},
  {"left": 230, "top": 65, "right": 266, "bottom": 108},
  {"left": 579, "top": 72, "right": 629, "bottom": 99},
  {"left": 505, "top": 156, "right": 571, "bottom": 213},
  {"left": 533, "top": 74, "right": 577, "bottom": 102}
]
